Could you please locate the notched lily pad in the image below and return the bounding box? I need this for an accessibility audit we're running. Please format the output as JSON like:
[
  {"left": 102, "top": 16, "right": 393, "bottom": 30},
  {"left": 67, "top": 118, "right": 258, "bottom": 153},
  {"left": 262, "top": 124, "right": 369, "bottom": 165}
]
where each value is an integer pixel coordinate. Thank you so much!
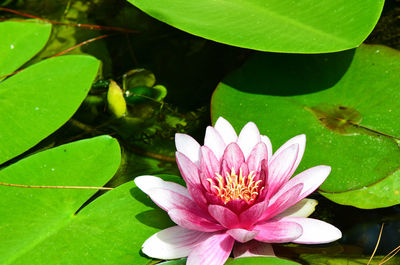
[{"left": 211, "top": 44, "right": 400, "bottom": 208}]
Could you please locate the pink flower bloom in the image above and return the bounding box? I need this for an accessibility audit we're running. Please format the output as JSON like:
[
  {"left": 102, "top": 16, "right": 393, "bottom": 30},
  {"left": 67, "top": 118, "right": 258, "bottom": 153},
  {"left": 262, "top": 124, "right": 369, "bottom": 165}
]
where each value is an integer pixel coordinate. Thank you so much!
[{"left": 135, "top": 117, "right": 342, "bottom": 265}]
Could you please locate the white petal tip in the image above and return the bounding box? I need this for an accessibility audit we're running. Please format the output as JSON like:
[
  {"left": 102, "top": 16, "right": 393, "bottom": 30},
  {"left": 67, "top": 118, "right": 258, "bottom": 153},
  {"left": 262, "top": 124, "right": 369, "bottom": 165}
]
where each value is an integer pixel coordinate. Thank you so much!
[
  {"left": 317, "top": 165, "right": 332, "bottom": 176},
  {"left": 134, "top": 175, "right": 160, "bottom": 190},
  {"left": 215, "top": 116, "right": 228, "bottom": 125},
  {"left": 287, "top": 134, "right": 306, "bottom": 146}
]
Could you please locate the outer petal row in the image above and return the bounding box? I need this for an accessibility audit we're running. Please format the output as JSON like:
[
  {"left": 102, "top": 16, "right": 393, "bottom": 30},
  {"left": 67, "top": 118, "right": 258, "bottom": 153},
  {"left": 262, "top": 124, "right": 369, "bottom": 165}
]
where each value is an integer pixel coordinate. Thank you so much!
[
  {"left": 267, "top": 143, "right": 299, "bottom": 197},
  {"left": 282, "top": 217, "right": 342, "bottom": 244},
  {"left": 271, "top": 165, "right": 331, "bottom": 207},
  {"left": 204, "top": 126, "right": 226, "bottom": 160},
  {"left": 237, "top": 122, "right": 261, "bottom": 160},
  {"left": 175, "top": 133, "right": 201, "bottom": 165},
  {"left": 254, "top": 221, "right": 303, "bottom": 243},
  {"left": 214, "top": 117, "right": 238, "bottom": 145},
  {"left": 270, "top": 134, "right": 306, "bottom": 178},
  {"left": 142, "top": 226, "right": 210, "bottom": 259},
  {"left": 135, "top": 176, "right": 222, "bottom": 232}
]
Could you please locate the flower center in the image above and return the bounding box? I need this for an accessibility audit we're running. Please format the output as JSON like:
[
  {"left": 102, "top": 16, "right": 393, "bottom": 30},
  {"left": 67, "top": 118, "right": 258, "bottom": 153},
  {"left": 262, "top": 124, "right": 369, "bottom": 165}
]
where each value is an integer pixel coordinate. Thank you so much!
[{"left": 207, "top": 168, "right": 263, "bottom": 204}]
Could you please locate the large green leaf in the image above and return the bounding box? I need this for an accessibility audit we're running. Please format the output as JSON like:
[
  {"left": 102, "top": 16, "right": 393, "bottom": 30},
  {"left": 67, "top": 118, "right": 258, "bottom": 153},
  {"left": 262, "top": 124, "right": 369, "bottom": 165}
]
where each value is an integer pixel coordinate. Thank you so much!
[
  {"left": 0, "top": 136, "right": 121, "bottom": 264},
  {"left": 127, "top": 0, "right": 384, "bottom": 53},
  {"left": 0, "top": 136, "right": 175, "bottom": 264},
  {"left": 0, "top": 55, "right": 100, "bottom": 165},
  {"left": 211, "top": 44, "right": 400, "bottom": 209},
  {"left": 0, "top": 20, "right": 51, "bottom": 78}
]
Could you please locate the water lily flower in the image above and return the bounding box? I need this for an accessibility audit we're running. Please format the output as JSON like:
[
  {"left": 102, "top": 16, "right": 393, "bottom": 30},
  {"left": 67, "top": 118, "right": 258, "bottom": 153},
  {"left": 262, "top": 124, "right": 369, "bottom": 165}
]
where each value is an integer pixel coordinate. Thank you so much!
[{"left": 135, "top": 117, "right": 342, "bottom": 265}]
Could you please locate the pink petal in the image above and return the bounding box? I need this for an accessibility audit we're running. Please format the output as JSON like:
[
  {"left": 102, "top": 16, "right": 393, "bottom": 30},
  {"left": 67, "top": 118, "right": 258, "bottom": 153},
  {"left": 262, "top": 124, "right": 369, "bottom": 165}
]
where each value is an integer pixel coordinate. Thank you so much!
[
  {"left": 176, "top": 152, "right": 201, "bottom": 187},
  {"left": 200, "top": 146, "right": 220, "bottom": 179},
  {"left": 282, "top": 217, "right": 342, "bottom": 244},
  {"left": 214, "top": 117, "right": 238, "bottom": 145},
  {"left": 145, "top": 187, "right": 199, "bottom": 214},
  {"left": 134, "top": 175, "right": 190, "bottom": 199},
  {"left": 187, "top": 184, "right": 209, "bottom": 212},
  {"left": 270, "top": 134, "right": 305, "bottom": 177},
  {"left": 221, "top": 143, "right": 245, "bottom": 174},
  {"left": 238, "top": 199, "right": 269, "bottom": 228},
  {"left": 208, "top": 204, "right": 240, "bottom": 229},
  {"left": 260, "top": 135, "right": 273, "bottom": 162},
  {"left": 233, "top": 241, "right": 275, "bottom": 258},
  {"left": 273, "top": 166, "right": 331, "bottom": 206},
  {"left": 259, "top": 183, "right": 303, "bottom": 221},
  {"left": 187, "top": 233, "right": 235, "bottom": 265},
  {"left": 246, "top": 142, "right": 269, "bottom": 174},
  {"left": 204, "top": 126, "right": 226, "bottom": 160},
  {"left": 237, "top": 122, "right": 261, "bottom": 160},
  {"left": 255, "top": 163, "right": 269, "bottom": 201},
  {"left": 204, "top": 191, "right": 225, "bottom": 206},
  {"left": 175, "top": 133, "right": 201, "bottom": 165},
  {"left": 200, "top": 146, "right": 220, "bottom": 192},
  {"left": 267, "top": 144, "right": 299, "bottom": 197},
  {"left": 142, "top": 226, "right": 211, "bottom": 259},
  {"left": 239, "top": 162, "right": 249, "bottom": 178},
  {"left": 227, "top": 229, "right": 258, "bottom": 243},
  {"left": 253, "top": 221, "right": 303, "bottom": 243},
  {"left": 168, "top": 208, "right": 223, "bottom": 232},
  {"left": 135, "top": 175, "right": 210, "bottom": 222},
  {"left": 225, "top": 199, "right": 250, "bottom": 214}
]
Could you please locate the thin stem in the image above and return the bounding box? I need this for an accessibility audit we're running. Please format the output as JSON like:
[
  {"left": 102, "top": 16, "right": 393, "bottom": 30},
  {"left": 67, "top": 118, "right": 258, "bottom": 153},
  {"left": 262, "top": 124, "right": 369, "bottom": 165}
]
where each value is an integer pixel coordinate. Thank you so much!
[
  {"left": 50, "top": 33, "right": 115, "bottom": 58},
  {"left": 0, "top": 7, "right": 138, "bottom": 33},
  {"left": 368, "top": 223, "right": 384, "bottom": 265},
  {"left": 379, "top": 245, "right": 400, "bottom": 265},
  {"left": 0, "top": 33, "right": 116, "bottom": 80}
]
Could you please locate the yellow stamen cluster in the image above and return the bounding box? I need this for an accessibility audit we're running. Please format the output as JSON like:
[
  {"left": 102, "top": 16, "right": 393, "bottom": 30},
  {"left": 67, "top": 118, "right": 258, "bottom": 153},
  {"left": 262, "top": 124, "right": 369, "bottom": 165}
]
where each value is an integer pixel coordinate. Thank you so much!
[{"left": 207, "top": 168, "right": 263, "bottom": 204}]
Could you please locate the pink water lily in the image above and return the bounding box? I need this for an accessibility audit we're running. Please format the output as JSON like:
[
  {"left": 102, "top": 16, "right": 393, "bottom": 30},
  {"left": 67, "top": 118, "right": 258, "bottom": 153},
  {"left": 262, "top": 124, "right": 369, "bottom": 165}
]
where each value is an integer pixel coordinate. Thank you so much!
[{"left": 135, "top": 117, "right": 341, "bottom": 265}]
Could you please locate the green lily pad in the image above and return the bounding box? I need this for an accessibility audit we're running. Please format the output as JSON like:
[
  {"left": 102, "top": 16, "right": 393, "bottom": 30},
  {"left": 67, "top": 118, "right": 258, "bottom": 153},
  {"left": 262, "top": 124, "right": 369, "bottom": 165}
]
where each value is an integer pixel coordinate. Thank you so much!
[
  {"left": 226, "top": 257, "right": 300, "bottom": 264},
  {"left": 0, "top": 55, "right": 100, "bottom": 165},
  {"left": 127, "top": 0, "right": 384, "bottom": 53},
  {"left": 160, "top": 257, "right": 300, "bottom": 264},
  {"left": 0, "top": 20, "right": 51, "bottom": 78},
  {"left": 300, "top": 253, "right": 400, "bottom": 265},
  {"left": 0, "top": 136, "right": 174, "bottom": 264},
  {"left": 211, "top": 44, "right": 400, "bottom": 209}
]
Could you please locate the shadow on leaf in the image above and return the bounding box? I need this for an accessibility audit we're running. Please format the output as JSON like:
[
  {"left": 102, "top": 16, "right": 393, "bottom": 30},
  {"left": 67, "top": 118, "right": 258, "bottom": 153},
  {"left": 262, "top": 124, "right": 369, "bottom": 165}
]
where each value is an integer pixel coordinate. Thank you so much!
[
  {"left": 223, "top": 49, "right": 355, "bottom": 96},
  {"left": 130, "top": 187, "right": 156, "bottom": 208},
  {"left": 135, "top": 209, "right": 174, "bottom": 229}
]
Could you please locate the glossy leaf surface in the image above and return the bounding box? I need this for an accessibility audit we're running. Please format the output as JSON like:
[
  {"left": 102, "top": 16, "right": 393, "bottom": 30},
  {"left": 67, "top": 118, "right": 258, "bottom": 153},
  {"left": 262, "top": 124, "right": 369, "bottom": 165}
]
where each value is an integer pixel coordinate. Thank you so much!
[
  {"left": 128, "top": 0, "right": 384, "bottom": 53},
  {"left": 0, "top": 136, "right": 175, "bottom": 264},
  {"left": 211, "top": 44, "right": 400, "bottom": 208},
  {"left": 0, "top": 20, "right": 51, "bottom": 78},
  {"left": 0, "top": 55, "right": 100, "bottom": 165}
]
